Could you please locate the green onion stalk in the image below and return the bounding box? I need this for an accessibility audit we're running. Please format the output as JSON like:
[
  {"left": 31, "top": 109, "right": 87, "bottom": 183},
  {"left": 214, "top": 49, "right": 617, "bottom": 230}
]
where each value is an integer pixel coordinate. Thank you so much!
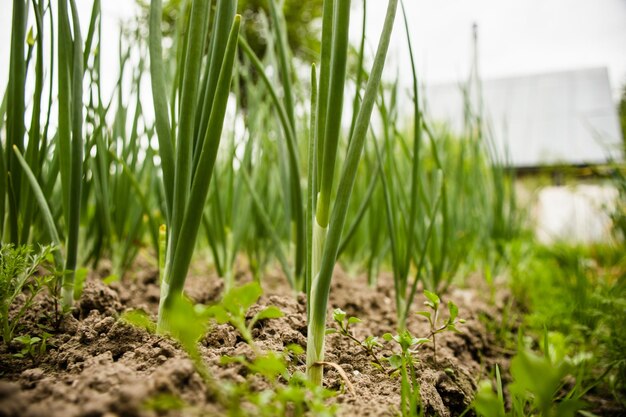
[
  {"left": 58, "top": 0, "right": 87, "bottom": 309},
  {"left": 374, "top": 2, "right": 443, "bottom": 331},
  {"left": 306, "top": 0, "right": 398, "bottom": 386},
  {"left": 148, "top": 0, "right": 241, "bottom": 331},
  {"left": 12, "top": 1, "right": 103, "bottom": 310}
]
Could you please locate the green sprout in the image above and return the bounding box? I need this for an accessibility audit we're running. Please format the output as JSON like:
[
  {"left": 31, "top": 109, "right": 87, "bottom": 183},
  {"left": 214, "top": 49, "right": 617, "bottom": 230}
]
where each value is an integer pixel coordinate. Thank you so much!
[
  {"left": 382, "top": 331, "right": 429, "bottom": 417},
  {"left": 329, "top": 308, "right": 388, "bottom": 373},
  {"left": 205, "top": 281, "right": 284, "bottom": 349},
  {"left": 416, "top": 290, "right": 465, "bottom": 365},
  {"left": 12, "top": 332, "right": 52, "bottom": 361},
  {"left": 474, "top": 333, "right": 588, "bottom": 417}
]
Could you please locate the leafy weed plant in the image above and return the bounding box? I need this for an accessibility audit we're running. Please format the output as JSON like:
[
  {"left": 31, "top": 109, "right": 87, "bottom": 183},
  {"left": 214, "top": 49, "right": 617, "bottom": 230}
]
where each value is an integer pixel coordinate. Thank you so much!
[
  {"left": 220, "top": 347, "right": 337, "bottom": 417},
  {"left": 0, "top": 244, "right": 56, "bottom": 344},
  {"left": 329, "top": 308, "right": 388, "bottom": 373},
  {"left": 474, "top": 334, "right": 588, "bottom": 417},
  {"left": 417, "top": 290, "right": 465, "bottom": 365},
  {"left": 330, "top": 290, "right": 464, "bottom": 417},
  {"left": 204, "top": 281, "right": 284, "bottom": 350}
]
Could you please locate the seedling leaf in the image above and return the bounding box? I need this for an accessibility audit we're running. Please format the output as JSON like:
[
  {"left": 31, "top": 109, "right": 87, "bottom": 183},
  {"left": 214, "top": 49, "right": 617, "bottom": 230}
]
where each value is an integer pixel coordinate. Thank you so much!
[
  {"left": 448, "top": 301, "right": 458, "bottom": 322},
  {"left": 103, "top": 274, "right": 120, "bottom": 285},
  {"left": 446, "top": 324, "right": 462, "bottom": 334},
  {"left": 72, "top": 268, "right": 88, "bottom": 300},
  {"left": 416, "top": 311, "right": 431, "bottom": 320},
  {"left": 285, "top": 344, "right": 305, "bottom": 355},
  {"left": 222, "top": 281, "right": 262, "bottom": 313},
  {"left": 121, "top": 309, "right": 156, "bottom": 333},
  {"left": 424, "top": 290, "right": 440, "bottom": 308},
  {"left": 205, "top": 305, "right": 230, "bottom": 324},
  {"left": 333, "top": 308, "right": 346, "bottom": 323},
  {"left": 249, "top": 352, "right": 287, "bottom": 379},
  {"left": 254, "top": 306, "right": 284, "bottom": 322},
  {"left": 388, "top": 354, "right": 403, "bottom": 369}
]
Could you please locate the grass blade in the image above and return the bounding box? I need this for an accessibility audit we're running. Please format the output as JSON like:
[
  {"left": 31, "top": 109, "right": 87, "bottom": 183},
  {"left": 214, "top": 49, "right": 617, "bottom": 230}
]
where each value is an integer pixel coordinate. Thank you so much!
[
  {"left": 148, "top": 0, "right": 175, "bottom": 221},
  {"left": 12, "top": 146, "right": 63, "bottom": 267}
]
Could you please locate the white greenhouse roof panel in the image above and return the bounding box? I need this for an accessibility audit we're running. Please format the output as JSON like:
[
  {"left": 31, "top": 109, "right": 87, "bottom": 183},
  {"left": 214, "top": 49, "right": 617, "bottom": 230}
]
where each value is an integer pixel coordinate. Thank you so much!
[{"left": 424, "top": 67, "right": 624, "bottom": 168}]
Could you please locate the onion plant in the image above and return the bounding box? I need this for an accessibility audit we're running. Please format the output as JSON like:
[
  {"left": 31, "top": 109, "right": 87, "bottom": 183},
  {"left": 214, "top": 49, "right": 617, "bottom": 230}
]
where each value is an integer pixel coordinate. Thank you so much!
[
  {"left": 5, "top": 0, "right": 29, "bottom": 245},
  {"left": 203, "top": 42, "right": 299, "bottom": 290},
  {"left": 202, "top": 99, "right": 255, "bottom": 292},
  {"left": 372, "top": 4, "right": 445, "bottom": 330},
  {"left": 332, "top": 0, "right": 390, "bottom": 284},
  {"left": 236, "top": 46, "right": 297, "bottom": 281},
  {"left": 306, "top": 0, "right": 399, "bottom": 385},
  {"left": 83, "top": 23, "right": 161, "bottom": 279},
  {"left": 267, "top": 0, "right": 306, "bottom": 292},
  {"left": 56, "top": 0, "right": 86, "bottom": 309},
  {"left": 236, "top": 2, "right": 306, "bottom": 291},
  {"left": 199, "top": 10, "right": 297, "bottom": 290},
  {"left": 149, "top": 0, "right": 241, "bottom": 330},
  {"left": 6, "top": 0, "right": 97, "bottom": 311}
]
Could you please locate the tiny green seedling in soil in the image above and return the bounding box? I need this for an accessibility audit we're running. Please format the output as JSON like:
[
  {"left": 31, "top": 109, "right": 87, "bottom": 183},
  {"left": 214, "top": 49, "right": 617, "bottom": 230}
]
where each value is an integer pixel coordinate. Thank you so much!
[
  {"left": 382, "top": 331, "right": 429, "bottom": 417},
  {"left": 204, "top": 281, "right": 284, "bottom": 350},
  {"left": 142, "top": 393, "right": 186, "bottom": 414},
  {"left": 120, "top": 309, "right": 157, "bottom": 334},
  {"left": 123, "top": 292, "right": 224, "bottom": 403},
  {"left": 328, "top": 308, "right": 388, "bottom": 373},
  {"left": 220, "top": 346, "right": 337, "bottom": 417},
  {"left": 122, "top": 280, "right": 285, "bottom": 406},
  {"left": 12, "top": 332, "right": 52, "bottom": 361},
  {"left": 416, "top": 290, "right": 465, "bottom": 364},
  {"left": 330, "top": 308, "right": 428, "bottom": 416}
]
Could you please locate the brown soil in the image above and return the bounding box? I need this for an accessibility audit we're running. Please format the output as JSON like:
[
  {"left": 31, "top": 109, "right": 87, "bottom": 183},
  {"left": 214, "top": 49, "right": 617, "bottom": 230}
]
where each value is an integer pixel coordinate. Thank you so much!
[{"left": 0, "top": 257, "right": 510, "bottom": 417}]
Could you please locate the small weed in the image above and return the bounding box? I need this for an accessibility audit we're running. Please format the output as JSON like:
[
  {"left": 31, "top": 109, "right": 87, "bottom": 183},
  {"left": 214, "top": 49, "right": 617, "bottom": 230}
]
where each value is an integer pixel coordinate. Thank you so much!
[
  {"left": 416, "top": 290, "right": 465, "bottom": 364},
  {"left": 473, "top": 332, "right": 588, "bottom": 417},
  {"left": 0, "top": 244, "right": 57, "bottom": 344},
  {"left": 221, "top": 347, "right": 336, "bottom": 417},
  {"left": 382, "top": 330, "right": 427, "bottom": 417},
  {"left": 330, "top": 290, "right": 465, "bottom": 416},
  {"left": 120, "top": 309, "right": 156, "bottom": 334},
  {"left": 12, "top": 332, "right": 52, "bottom": 361},
  {"left": 328, "top": 308, "right": 388, "bottom": 373},
  {"left": 204, "top": 281, "right": 283, "bottom": 349}
]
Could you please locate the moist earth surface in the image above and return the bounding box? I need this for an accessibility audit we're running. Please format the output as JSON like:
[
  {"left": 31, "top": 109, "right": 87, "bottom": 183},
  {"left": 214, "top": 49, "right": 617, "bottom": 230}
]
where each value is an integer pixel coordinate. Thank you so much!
[{"left": 0, "top": 258, "right": 511, "bottom": 417}]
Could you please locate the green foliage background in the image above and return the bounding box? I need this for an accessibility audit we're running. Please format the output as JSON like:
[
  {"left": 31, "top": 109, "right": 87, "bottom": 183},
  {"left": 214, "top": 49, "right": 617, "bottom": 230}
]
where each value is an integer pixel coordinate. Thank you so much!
[
  {"left": 137, "top": 0, "right": 323, "bottom": 60},
  {"left": 239, "top": 0, "right": 323, "bottom": 60}
]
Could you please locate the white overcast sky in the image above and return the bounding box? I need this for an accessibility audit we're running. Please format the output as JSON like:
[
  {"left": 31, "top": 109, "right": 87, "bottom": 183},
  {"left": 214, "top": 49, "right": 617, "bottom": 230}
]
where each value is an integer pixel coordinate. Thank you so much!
[{"left": 1, "top": 0, "right": 625, "bottom": 103}]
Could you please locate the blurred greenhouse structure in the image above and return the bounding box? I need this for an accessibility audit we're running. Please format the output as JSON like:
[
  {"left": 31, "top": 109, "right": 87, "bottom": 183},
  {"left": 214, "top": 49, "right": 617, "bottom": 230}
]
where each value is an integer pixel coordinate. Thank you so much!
[
  {"left": 425, "top": 66, "right": 623, "bottom": 168},
  {"left": 425, "top": 65, "right": 624, "bottom": 244}
]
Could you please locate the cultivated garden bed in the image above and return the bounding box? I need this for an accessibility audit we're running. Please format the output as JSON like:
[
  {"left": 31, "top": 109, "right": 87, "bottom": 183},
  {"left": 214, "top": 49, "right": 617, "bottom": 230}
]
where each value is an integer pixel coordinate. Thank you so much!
[{"left": 0, "top": 258, "right": 508, "bottom": 417}]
